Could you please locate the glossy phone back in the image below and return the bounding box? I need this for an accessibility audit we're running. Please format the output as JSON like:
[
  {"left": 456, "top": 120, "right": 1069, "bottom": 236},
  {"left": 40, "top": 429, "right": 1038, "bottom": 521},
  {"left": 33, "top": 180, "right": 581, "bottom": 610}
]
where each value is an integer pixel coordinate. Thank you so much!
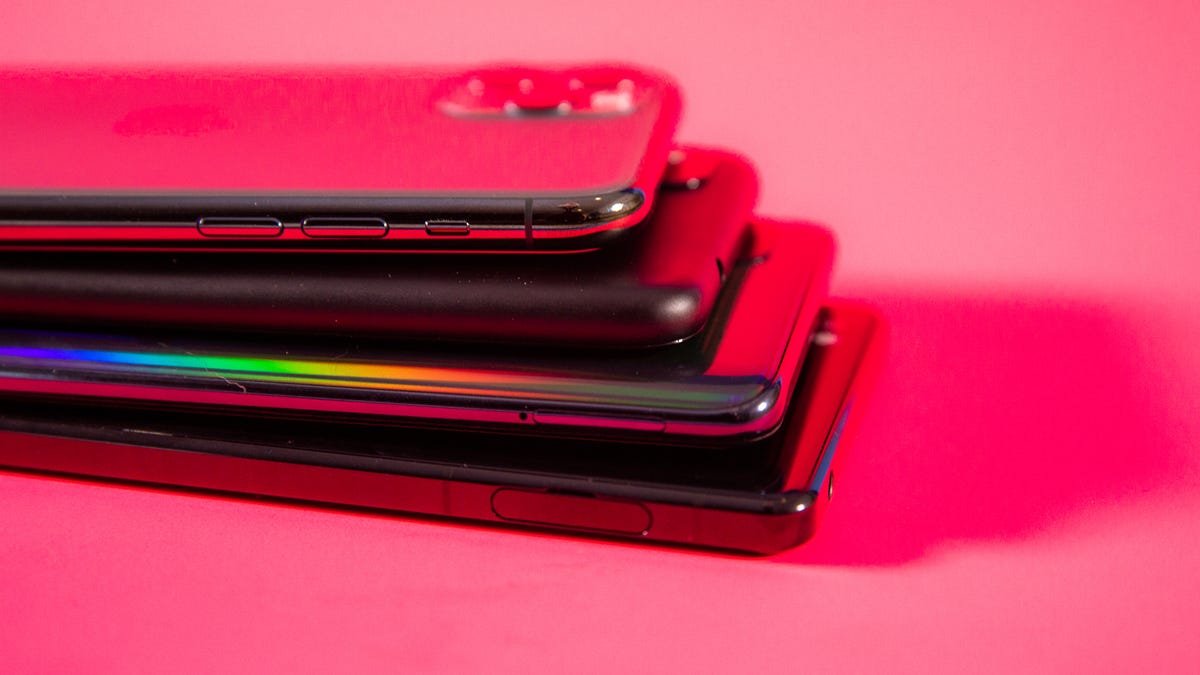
[
  {"left": 0, "top": 65, "right": 675, "bottom": 194},
  {"left": 0, "top": 65, "right": 681, "bottom": 249}
]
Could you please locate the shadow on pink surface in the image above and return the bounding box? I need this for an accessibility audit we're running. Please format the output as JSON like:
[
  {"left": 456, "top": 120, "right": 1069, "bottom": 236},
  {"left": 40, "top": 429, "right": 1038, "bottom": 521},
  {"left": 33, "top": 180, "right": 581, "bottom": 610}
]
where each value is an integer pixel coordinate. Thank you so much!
[{"left": 778, "top": 288, "right": 1196, "bottom": 566}]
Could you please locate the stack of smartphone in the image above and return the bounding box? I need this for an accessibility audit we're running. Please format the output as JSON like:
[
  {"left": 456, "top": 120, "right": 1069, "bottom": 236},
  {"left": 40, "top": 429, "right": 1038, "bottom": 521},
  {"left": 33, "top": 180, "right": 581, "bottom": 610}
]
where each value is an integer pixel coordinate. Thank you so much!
[{"left": 0, "top": 65, "right": 881, "bottom": 553}]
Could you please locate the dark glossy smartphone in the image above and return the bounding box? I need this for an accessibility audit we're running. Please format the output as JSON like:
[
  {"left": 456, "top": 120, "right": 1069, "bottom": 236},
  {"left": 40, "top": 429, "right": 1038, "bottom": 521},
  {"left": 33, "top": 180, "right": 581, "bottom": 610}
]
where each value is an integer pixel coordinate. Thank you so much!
[
  {"left": 0, "top": 147, "right": 755, "bottom": 347},
  {"left": 0, "top": 218, "right": 833, "bottom": 442},
  {"left": 0, "top": 64, "right": 679, "bottom": 251},
  {"left": 0, "top": 302, "right": 883, "bottom": 554}
]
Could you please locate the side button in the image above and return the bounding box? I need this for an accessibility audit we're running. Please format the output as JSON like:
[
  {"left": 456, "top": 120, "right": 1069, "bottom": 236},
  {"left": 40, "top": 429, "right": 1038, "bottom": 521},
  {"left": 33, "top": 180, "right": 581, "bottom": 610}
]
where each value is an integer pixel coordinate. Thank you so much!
[
  {"left": 301, "top": 217, "right": 388, "bottom": 238},
  {"left": 425, "top": 220, "right": 470, "bottom": 236},
  {"left": 491, "top": 489, "right": 651, "bottom": 535},
  {"left": 197, "top": 217, "right": 283, "bottom": 238}
]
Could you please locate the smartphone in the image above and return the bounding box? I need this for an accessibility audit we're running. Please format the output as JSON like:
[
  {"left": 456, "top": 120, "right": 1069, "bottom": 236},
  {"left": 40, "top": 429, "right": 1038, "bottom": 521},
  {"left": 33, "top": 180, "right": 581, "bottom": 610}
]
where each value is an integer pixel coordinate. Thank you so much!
[
  {"left": 0, "top": 64, "right": 679, "bottom": 251},
  {"left": 0, "top": 303, "right": 882, "bottom": 554},
  {"left": 0, "top": 147, "right": 756, "bottom": 347},
  {"left": 0, "top": 217, "right": 834, "bottom": 441}
]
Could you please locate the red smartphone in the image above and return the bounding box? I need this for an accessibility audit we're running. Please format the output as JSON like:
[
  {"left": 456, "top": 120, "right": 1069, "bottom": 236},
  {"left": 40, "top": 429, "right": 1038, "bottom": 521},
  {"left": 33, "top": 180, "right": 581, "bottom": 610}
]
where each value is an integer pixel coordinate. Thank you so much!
[
  {"left": 0, "top": 64, "right": 680, "bottom": 251},
  {"left": 0, "top": 147, "right": 755, "bottom": 346},
  {"left": 0, "top": 302, "right": 884, "bottom": 554},
  {"left": 0, "top": 218, "right": 834, "bottom": 442}
]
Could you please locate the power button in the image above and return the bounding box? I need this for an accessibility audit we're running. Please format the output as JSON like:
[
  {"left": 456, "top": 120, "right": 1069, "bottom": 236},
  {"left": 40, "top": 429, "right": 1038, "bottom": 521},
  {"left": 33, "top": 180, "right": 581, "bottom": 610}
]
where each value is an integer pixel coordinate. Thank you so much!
[{"left": 491, "top": 489, "right": 651, "bottom": 535}]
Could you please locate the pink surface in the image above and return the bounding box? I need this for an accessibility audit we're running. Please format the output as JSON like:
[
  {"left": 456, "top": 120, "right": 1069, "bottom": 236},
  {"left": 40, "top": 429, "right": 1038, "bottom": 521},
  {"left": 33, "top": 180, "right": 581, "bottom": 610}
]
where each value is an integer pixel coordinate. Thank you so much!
[{"left": 2, "top": 2, "right": 1200, "bottom": 671}]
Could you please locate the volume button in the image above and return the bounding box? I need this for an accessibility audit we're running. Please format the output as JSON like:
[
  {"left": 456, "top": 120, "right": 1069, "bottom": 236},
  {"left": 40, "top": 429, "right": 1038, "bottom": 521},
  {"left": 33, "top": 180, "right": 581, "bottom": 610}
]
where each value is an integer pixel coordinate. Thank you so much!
[
  {"left": 301, "top": 217, "right": 388, "bottom": 238},
  {"left": 197, "top": 217, "right": 284, "bottom": 238},
  {"left": 424, "top": 220, "right": 471, "bottom": 236}
]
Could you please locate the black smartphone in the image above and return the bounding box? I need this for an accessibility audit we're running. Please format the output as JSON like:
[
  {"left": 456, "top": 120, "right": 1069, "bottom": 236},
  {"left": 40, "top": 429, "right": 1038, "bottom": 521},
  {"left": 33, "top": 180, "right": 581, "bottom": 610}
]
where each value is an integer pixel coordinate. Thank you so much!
[
  {"left": 0, "top": 147, "right": 755, "bottom": 348},
  {"left": 0, "top": 65, "right": 680, "bottom": 252},
  {"left": 0, "top": 302, "right": 883, "bottom": 555},
  {"left": 0, "top": 218, "right": 834, "bottom": 443}
]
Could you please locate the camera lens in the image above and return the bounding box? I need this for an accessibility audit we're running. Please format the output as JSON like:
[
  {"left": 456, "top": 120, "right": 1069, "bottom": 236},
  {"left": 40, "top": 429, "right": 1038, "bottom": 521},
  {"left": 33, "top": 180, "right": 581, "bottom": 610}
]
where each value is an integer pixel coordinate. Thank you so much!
[{"left": 440, "top": 69, "right": 639, "bottom": 118}]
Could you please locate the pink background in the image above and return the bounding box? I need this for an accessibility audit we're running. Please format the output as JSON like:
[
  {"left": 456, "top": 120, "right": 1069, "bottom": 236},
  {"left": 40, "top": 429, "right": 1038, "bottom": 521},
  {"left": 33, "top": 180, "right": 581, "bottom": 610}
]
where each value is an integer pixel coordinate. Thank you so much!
[{"left": 2, "top": 1, "right": 1199, "bottom": 671}]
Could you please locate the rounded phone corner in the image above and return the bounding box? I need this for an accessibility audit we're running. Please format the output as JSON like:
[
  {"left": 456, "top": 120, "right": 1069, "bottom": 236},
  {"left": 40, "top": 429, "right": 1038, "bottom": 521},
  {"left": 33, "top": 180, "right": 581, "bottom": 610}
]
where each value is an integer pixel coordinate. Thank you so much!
[
  {"left": 775, "top": 490, "right": 818, "bottom": 516},
  {"left": 643, "top": 287, "right": 706, "bottom": 344},
  {"left": 731, "top": 380, "right": 785, "bottom": 426},
  {"left": 665, "top": 381, "right": 788, "bottom": 443},
  {"left": 530, "top": 187, "right": 647, "bottom": 228}
]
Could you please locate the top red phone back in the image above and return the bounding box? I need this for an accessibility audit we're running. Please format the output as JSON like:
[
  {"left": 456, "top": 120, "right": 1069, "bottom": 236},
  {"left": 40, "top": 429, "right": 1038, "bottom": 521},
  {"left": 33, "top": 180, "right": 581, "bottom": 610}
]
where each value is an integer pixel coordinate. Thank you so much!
[{"left": 0, "top": 65, "right": 679, "bottom": 196}]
